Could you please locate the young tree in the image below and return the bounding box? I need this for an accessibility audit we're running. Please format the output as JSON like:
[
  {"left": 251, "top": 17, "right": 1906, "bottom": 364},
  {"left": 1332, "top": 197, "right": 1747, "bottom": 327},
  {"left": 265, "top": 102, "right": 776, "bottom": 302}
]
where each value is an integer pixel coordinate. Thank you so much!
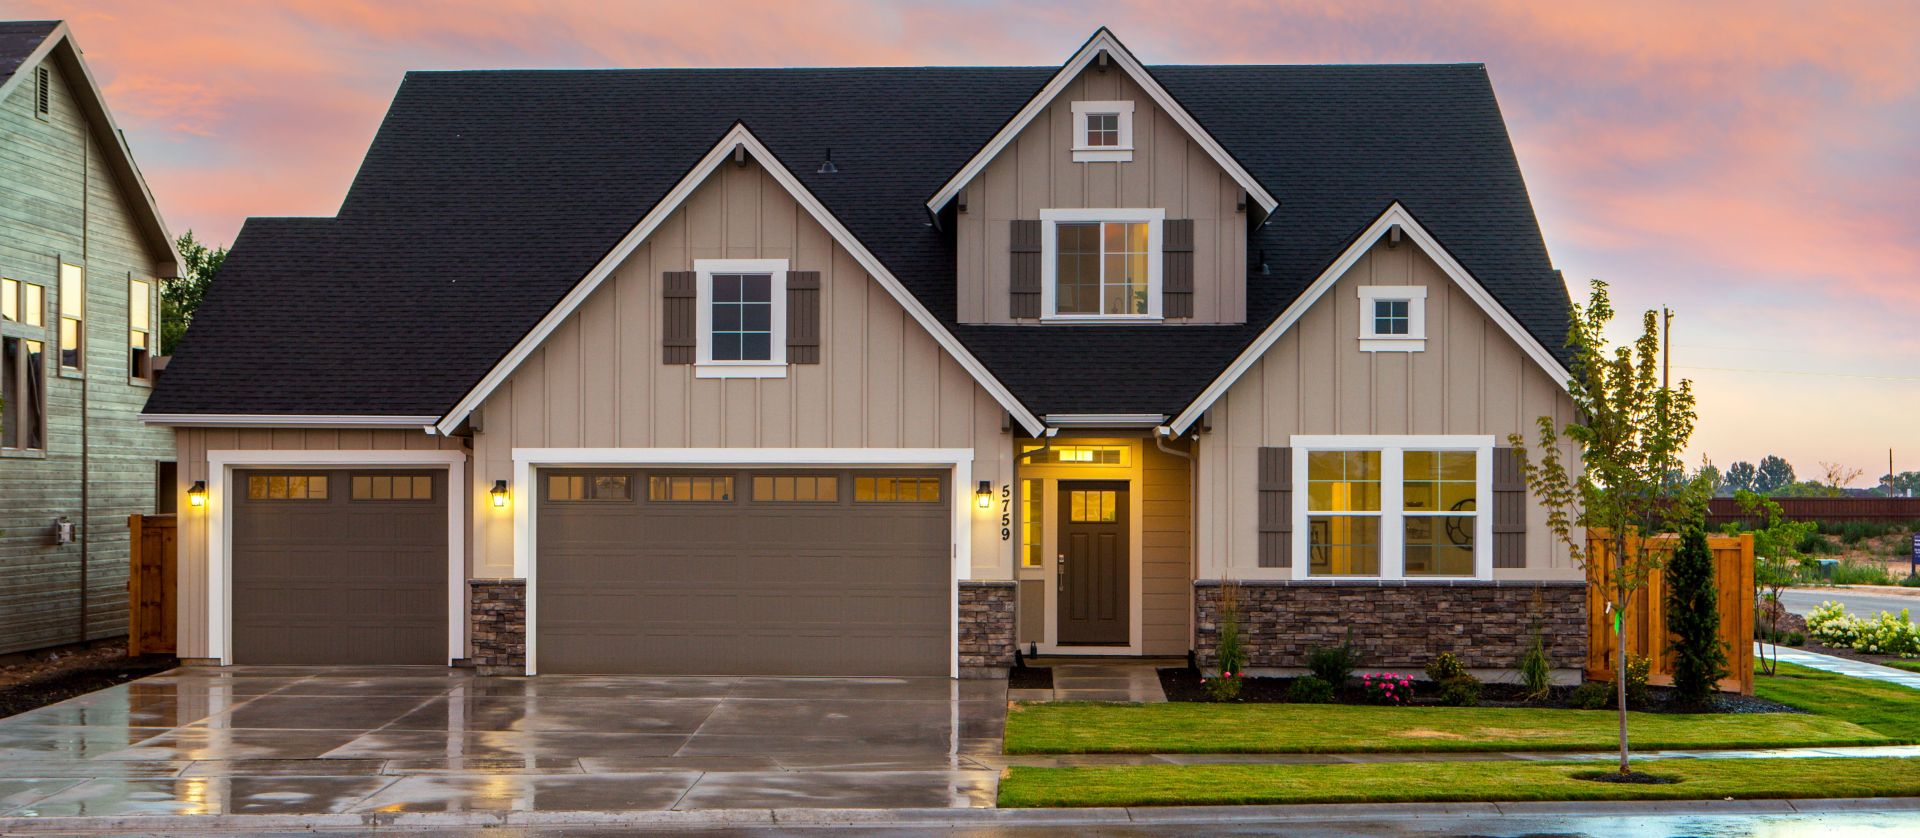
[
  {"left": 1738, "top": 490, "right": 1815, "bottom": 676},
  {"left": 1724, "top": 461, "right": 1758, "bottom": 495},
  {"left": 161, "top": 231, "right": 226, "bottom": 355},
  {"left": 1510, "top": 279, "right": 1707, "bottom": 776},
  {"left": 1755, "top": 455, "right": 1795, "bottom": 495},
  {"left": 1665, "top": 527, "right": 1726, "bottom": 707}
]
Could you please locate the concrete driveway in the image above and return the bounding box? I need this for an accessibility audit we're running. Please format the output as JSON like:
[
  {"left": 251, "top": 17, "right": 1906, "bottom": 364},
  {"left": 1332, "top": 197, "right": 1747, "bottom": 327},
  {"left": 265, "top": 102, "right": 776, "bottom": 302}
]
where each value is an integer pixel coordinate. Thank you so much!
[{"left": 0, "top": 667, "right": 1004, "bottom": 817}]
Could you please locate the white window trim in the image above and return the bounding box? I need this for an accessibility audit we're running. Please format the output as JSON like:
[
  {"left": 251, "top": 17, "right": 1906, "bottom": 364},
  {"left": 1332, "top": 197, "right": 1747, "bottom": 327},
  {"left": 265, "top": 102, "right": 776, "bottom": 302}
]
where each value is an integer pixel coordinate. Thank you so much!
[
  {"left": 1290, "top": 434, "right": 1493, "bottom": 582},
  {"left": 1357, "top": 285, "right": 1427, "bottom": 352},
  {"left": 1039, "top": 208, "right": 1164, "bottom": 321},
  {"left": 694, "top": 258, "right": 787, "bottom": 378},
  {"left": 1070, "top": 100, "right": 1135, "bottom": 162}
]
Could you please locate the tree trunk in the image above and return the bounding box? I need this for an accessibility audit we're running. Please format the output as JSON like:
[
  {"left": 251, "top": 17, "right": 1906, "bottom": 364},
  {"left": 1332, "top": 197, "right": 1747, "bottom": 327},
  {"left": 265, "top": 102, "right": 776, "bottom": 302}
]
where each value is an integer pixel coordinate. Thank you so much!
[{"left": 1615, "top": 535, "right": 1630, "bottom": 775}]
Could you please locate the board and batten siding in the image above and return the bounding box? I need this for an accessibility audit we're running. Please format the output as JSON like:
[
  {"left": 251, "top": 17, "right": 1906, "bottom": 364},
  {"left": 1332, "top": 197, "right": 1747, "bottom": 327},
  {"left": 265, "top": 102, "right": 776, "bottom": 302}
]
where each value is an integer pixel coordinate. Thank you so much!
[
  {"left": 1193, "top": 237, "right": 1579, "bottom": 581},
  {"left": 466, "top": 156, "right": 1015, "bottom": 581},
  {"left": 1139, "top": 436, "right": 1193, "bottom": 655},
  {"left": 0, "top": 53, "right": 176, "bottom": 654},
  {"left": 954, "top": 64, "right": 1246, "bottom": 324},
  {"left": 169, "top": 428, "right": 467, "bottom": 660}
]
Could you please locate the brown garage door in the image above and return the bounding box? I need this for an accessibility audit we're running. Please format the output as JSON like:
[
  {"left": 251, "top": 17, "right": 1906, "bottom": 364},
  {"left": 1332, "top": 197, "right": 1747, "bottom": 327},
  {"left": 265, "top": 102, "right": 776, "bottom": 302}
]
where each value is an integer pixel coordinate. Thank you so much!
[
  {"left": 231, "top": 469, "right": 447, "bottom": 665},
  {"left": 536, "top": 469, "right": 950, "bottom": 675}
]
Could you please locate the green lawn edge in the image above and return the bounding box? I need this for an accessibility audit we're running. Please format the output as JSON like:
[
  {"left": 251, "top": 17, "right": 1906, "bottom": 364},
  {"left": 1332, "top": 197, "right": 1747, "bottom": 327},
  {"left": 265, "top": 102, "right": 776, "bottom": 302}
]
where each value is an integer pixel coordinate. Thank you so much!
[
  {"left": 996, "top": 757, "right": 1920, "bottom": 808},
  {"left": 1754, "top": 660, "right": 1920, "bottom": 741}
]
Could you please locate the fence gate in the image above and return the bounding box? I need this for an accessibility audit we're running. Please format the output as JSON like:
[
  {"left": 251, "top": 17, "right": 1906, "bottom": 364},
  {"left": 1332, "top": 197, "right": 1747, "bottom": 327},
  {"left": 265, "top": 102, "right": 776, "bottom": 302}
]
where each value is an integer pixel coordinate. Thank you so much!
[
  {"left": 1587, "top": 532, "right": 1755, "bottom": 695},
  {"left": 128, "top": 513, "right": 177, "bottom": 656}
]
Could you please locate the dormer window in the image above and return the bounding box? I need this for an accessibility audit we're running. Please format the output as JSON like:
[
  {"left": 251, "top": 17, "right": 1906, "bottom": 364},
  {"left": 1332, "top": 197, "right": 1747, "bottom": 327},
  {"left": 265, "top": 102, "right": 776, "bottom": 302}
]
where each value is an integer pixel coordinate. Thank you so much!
[
  {"left": 1070, "top": 101, "right": 1134, "bottom": 162},
  {"left": 1040, "top": 208, "right": 1163, "bottom": 320},
  {"left": 1357, "top": 286, "right": 1427, "bottom": 352}
]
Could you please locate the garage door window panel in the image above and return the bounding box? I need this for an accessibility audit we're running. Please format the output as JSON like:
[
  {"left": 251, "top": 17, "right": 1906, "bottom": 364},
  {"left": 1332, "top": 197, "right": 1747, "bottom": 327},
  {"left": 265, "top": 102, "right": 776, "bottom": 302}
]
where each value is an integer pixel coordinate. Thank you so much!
[
  {"left": 549, "top": 472, "right": 633, "bottom": 502},
  {"left": 648, "top": 474, "right": 735, "bottom": 502},
  {"left": 854, "top": 475, "right": 942, "bottom": 503},
  {"left": 753, "top": 474, "right": 840, "bottom": 503},
  {"left": 247, "top": 474, "right": 329, "bottom": 500},
  {"left": 351, "top": 474, "right": 434, "bottom": 501}
]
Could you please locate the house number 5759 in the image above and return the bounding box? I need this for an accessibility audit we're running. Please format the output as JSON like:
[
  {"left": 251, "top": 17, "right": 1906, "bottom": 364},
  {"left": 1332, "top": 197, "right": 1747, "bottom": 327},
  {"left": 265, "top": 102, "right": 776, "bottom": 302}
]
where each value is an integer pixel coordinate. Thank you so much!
[{"left": 999, "top": 484, "right": 1013, "bottom": 541}]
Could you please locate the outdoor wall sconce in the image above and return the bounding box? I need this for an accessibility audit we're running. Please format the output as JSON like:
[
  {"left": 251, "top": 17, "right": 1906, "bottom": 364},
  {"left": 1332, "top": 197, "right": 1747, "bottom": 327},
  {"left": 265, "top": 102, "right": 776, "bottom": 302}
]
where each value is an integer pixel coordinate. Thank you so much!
[
  {"left": 976, "top": 480, "right": 992, "bottom": 509},
  {"left": 491, "top": 480, "right": 511, "bottom": 508},
  {"left": 187, "top": 481, "right": 207, "bottom": 508}
]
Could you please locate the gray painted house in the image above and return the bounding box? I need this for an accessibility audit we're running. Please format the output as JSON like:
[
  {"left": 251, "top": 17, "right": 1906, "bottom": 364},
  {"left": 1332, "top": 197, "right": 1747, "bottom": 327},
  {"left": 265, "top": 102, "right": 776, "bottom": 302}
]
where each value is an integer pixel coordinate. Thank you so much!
[
  {"left": 147, "top": 30, "right": 1588, "bottom": 678},
  {"left": 0, "top": 21, "right": 182, "bottom": 655}
]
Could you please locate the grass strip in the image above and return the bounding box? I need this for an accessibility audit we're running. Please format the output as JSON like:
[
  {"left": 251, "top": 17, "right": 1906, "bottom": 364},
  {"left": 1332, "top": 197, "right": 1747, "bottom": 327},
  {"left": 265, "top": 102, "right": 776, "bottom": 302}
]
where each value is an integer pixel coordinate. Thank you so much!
[
  {"left": 997, "top": 756, "right": 1920, "bottom": 808},
  {"left": 1754, "top": 661, "right": 1920, "bottom": 740}
]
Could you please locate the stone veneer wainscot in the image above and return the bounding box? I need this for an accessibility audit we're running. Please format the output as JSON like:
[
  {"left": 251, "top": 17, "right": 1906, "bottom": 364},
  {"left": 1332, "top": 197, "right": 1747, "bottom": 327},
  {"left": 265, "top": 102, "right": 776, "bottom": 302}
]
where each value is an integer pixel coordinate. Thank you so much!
[
  {"left": 469, "top": 579, "right": 526, "bottom": 675},
  {"left": 959, "top": 581, "right": 1017, "bottom": 677}
]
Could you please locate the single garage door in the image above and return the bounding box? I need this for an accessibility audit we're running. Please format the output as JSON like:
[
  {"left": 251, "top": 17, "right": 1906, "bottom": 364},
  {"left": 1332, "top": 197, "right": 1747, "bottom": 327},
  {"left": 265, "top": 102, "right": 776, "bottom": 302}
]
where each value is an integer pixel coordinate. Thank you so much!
[
  {"left": 537, "top": 468, "right": 950, "bottom": 675},
  {"left": 231, "top": 469, "right": 447, "bottom": 665}
]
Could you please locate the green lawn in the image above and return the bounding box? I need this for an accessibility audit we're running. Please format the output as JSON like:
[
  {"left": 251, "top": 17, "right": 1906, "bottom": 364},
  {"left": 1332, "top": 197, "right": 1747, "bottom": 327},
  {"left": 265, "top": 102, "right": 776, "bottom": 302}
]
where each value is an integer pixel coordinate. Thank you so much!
[
  {"left": 997, "top": 757, "right": 1920, "bottom": 808},
  {"left": 1883, "top": 660, "right": 1920, "bottom": 674},
  {"left": 1754, "top": 661, "right": 1920, "bottom": 740},
  {"left": 1004, "top": 700, "right": 1891, "bottom": 754}
]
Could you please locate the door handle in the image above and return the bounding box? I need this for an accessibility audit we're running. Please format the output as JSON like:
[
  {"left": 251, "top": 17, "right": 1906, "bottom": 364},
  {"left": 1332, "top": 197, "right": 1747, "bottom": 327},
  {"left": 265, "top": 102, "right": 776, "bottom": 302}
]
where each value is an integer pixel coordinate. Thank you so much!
[{"left": 1057, "top": 555, "right": 1066, "bottom": 592}]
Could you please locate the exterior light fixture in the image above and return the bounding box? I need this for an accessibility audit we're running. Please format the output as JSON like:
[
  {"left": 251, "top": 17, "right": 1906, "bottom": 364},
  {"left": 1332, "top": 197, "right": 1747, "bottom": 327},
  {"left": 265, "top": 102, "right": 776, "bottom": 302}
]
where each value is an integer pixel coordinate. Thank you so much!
[
  {"left": 976, "top": 480, "right": 992, "bottom": 509},
  {"left": 187, "top": 480, "right": 207, "bottom": 508},
  {"left": 491, "top": 480, "right": 511, "bottom": 508}
]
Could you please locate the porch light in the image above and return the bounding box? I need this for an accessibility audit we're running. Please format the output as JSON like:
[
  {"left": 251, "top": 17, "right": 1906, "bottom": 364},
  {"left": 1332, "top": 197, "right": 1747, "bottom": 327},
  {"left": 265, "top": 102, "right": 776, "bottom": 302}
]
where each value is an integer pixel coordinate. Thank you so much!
[
  {"left": 186, "top": 481, "right": 207, "bottom": 508},
  {"left": 490, "top": 480, "right": 511, "bottom": 508},
  {"left": 976, "top": 481, "right": 992, "bottom": 509}
]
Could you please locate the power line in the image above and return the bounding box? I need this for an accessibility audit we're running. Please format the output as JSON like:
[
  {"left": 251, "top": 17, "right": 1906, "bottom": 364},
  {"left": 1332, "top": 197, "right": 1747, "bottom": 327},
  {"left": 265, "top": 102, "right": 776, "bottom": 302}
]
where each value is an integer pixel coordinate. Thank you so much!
[{"left": 1671, "top": 365, "right": 1920, "bottom": 383}]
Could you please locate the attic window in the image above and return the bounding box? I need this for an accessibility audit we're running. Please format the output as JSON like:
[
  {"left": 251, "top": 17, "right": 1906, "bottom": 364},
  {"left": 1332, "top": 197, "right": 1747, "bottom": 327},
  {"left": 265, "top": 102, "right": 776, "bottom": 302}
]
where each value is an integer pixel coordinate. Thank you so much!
[
  {"left": 1070, "top": 101, "right": 1134, "bottom": 162},
  {"left": 1357, "top": 286, "right": 1427, "bottom": 352},
  {"left": 34, "top": 65, "right": 50, "bottom": 119}
]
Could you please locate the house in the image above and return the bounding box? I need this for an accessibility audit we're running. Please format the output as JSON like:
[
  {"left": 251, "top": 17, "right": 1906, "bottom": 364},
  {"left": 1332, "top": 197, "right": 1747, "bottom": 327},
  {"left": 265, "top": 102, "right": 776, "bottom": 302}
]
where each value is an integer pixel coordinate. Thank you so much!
[
  {"left": 145, "top": 30, "right": 1586, "bottom": 679},
  {"left": 0, "top": 21, "right": 182, "bottom": 655}
]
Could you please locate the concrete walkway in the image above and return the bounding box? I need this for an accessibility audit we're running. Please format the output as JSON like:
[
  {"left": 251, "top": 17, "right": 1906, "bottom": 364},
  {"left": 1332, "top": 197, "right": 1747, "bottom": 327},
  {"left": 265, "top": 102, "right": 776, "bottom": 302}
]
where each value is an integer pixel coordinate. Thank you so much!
[
  {"left": 1763, "top": 644, "right": 1920, "bottom": 690},
  {"left": 1009, "top": 659, "right": 1171, "bottom": 703}
]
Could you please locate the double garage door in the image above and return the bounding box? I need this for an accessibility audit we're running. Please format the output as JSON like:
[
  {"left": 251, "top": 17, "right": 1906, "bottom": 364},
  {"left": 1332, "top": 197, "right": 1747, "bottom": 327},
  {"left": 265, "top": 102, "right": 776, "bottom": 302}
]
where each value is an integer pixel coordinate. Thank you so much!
[{"left": 228, "top": 466, "right": 950, "bottom": 675}]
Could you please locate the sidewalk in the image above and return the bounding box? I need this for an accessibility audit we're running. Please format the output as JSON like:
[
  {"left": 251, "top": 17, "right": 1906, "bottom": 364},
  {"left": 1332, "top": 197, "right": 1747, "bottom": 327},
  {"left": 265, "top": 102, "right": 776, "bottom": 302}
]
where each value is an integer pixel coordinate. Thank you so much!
[{"left": 1763, "top": 644, "right": 1920, "bottom": 690}]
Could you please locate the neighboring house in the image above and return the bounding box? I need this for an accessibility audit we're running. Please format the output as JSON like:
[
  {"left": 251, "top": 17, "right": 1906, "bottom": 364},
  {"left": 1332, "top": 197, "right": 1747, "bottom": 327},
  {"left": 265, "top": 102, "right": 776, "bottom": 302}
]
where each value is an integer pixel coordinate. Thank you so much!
[
  {"left": 0, "top": 21, "right": 183, "bottom": 655},
  {"left": 146, "top": 30, "right": 1585, "bottom": 679}
]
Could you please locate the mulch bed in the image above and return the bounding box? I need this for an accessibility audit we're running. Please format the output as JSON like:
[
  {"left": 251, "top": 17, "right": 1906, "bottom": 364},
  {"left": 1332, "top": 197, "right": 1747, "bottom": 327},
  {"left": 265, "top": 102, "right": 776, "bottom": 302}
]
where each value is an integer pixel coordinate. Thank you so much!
[
  {"left": 0, "top": 641, "right": 178, "bottom": 719},
  {"left": 1157, "top": 667, "right": 1800, "bottom": 714},
  {"left": 1009, "top": 665, "right": 1054, "bottom": 690}
]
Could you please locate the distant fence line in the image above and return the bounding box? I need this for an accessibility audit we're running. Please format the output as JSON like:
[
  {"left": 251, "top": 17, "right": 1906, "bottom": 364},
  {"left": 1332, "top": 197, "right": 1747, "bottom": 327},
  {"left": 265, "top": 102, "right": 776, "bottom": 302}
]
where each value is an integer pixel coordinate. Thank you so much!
[{"left": 1706, "top": 497, "right": 1920, "bottom": 528}]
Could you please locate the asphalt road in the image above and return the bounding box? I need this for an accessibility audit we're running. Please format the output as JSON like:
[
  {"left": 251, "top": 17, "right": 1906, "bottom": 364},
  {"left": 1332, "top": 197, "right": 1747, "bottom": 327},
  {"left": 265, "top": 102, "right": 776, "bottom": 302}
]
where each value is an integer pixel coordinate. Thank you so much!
[{"left": 1779, "top": 587, "right": 1918, "bottom": 623}]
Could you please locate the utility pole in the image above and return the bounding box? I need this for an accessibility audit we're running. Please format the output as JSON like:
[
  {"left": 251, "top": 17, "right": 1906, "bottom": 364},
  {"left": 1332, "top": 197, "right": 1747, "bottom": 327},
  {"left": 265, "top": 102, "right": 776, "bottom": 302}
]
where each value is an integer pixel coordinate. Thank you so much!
[{"left": 1661, "top": 307, "right": 1673, "bottom": 390}]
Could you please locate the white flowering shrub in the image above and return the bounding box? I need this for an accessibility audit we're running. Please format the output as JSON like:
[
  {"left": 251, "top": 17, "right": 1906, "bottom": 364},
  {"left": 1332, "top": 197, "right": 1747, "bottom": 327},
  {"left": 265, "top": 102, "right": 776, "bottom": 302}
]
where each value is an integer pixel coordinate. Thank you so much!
[{"left": 1806, "top": 601, "right": 1919, "bottom": 657}]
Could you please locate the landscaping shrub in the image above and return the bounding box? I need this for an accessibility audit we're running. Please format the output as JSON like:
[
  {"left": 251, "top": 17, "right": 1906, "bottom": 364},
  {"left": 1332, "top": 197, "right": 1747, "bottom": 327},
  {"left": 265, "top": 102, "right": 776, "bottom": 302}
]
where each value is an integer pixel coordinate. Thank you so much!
[
  {"left": 1518, "top": 627, "right": 1555, "bottom": 702},
  {"left": 1437, "top": 674, "right": 1482, "bottom": 707},
  {"left": 1903, "top": 574, "right": 1920, "bottom": 589},
  {"left": 1570, "top": 680, "right": 1612, "bottom": 710},
  {"left": 1424, "top": 652, "right": 1468, "bottom": 684},
  {"left": 1626, "top": 654, "right": 1652, "bottom": 708},
  {"left": 1665, "top": 527, "right": 1726, "bottom": 707},
  {"left": 1807, "top": 601, "right": 1920, "bottom": 657},
  {"left": 1828, "top": 561, "right": 1897, "bottom": 586},
  {"left": 1360, "top": 672, "right": 1413, "bottom": 705},
  {"left": 1306, "top": 636, "right": 1360, "bottom": 688},
  {"left": 1204, "top": 582, "right": 1247, "bottom": 701},
  {"left": 1285, "top": 675, "right": 1334, "bottom": 703},
  {"left": 1797, "top": 532, "right": 1838, "bottom": 555}
]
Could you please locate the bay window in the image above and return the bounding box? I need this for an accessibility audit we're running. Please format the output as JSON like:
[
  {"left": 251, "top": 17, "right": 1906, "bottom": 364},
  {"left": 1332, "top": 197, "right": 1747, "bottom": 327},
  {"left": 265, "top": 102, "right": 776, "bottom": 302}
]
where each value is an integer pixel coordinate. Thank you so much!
[{"left": 1292, "top": 435, "right": 1493, "bottom": 580}]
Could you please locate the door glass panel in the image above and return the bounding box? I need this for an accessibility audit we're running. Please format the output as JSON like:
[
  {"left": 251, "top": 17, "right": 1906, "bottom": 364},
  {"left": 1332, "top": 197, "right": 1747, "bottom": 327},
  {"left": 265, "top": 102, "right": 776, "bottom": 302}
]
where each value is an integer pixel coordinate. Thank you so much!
[{"left": 1068, "top": 489, "right": 1117, "bottom": 522}]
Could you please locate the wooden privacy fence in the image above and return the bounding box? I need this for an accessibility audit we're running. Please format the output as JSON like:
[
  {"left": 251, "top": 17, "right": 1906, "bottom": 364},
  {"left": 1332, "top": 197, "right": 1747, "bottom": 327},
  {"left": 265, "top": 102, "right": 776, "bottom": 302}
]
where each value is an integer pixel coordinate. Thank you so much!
[
  {"left": 1707, "top": 497, "right": 1920, "bottom": 528},
  {"left": 128, "top": 514, "right": 176, "bottom": 656},
  {"left": 1586, "top": 532, "right": 1755, "bottom": 695}
]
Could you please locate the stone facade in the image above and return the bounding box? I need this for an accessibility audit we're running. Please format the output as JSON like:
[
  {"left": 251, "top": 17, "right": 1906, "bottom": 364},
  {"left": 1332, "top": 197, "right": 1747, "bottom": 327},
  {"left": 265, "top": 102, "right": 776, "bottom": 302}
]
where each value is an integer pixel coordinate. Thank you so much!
[
  {"left": 469, "top": 579, "right": 526, "bottom": 674},
  {"left": 959, "top": 581, "right": 1017, "bottom": 677},
  {"left": 1195, "top": 580, "right": 1587, "bottom": 673}
]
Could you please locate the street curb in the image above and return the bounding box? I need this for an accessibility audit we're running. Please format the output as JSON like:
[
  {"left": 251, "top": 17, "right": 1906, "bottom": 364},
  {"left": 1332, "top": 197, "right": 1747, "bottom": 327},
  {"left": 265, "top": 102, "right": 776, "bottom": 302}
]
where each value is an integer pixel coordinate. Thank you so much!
[{"left": 2, "top": 796, "right": 1918, "bottom": 833}]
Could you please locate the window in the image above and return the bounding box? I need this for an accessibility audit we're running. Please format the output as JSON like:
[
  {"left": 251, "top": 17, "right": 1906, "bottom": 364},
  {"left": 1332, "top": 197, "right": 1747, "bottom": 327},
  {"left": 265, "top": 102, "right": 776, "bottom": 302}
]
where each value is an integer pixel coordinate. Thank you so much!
[
  {"left": 549, "top": 473, "right": 633, "bottom": 502},
  {"left": 1040, "top": 209, "right": 1163, "bottom": 319},
  {"left": 1021, "top": 444, "right": 1127, "bottom": 466},
  {"left": 752, "top": 474, "right": 839, "bottom": 502},
  {"left": 695, "top": 258, "right": 786, "bottom": 378},
  {"left": 1, "top": 338, "right": 45, "bottom": 451},
  {"left": 647, "top": 474, "right": 734, "bottom": 502},
  {"left": 351, "top": 474, "right": 434, "bottom": 501},
  {"left": 1292, "top": 436, "right": 1492, "bottom": 580},
  {"left": 34, "top": 65, "right": 50, "bottom": 120},
  {"left": 129, "top": 279, "right": 152, "bottom": 380},
  {"left": 1021, "top": 478, "right": 1043, "bottom": 567},
  {"left": 2, "top": 279, "right": 44, "bottom": 326},
  {"left": 1356, "top": 286, "right": 1427, "bottom": 352},
  {"left": 246, "top": 474, "right": 329, "bottom": 500},
  {"left": 854, "top": 476, "right": 941, "bottom": 503},
  {"left": 1068, "top": 489, "right": 1118, "bottom": 523},
  {"left": 58, "top": 263, "right": 82, "bottom": 370},
  {"left": 1069, "top": 100, "right": 1134, "bottom": 162}
]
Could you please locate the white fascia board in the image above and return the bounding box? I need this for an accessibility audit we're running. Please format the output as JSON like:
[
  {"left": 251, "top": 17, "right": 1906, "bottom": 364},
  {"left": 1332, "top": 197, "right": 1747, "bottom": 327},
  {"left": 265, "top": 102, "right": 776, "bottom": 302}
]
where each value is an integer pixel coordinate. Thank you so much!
[
  {"left": 925, "top": 28, "right": 1277, "bottom": 217},
  {"left": 1042, "top": 414, "right": 1168, "bottom": 428},
  {"left": 142, "top": 413, "right": 442, "bottom": 429},
  {"left": 434, "top": 123, "right": 1045, "bottom": 438},
  {"left": 1169, "top": 203, "right": 1573, "bottom": 434}
]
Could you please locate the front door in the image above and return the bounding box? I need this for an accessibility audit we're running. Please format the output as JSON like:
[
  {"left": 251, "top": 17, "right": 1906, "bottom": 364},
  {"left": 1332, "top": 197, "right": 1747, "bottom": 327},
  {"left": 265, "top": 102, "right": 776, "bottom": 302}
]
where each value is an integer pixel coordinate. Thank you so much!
[{"left": 1058, "top": 480, "right": 1129, "bottom": 645}]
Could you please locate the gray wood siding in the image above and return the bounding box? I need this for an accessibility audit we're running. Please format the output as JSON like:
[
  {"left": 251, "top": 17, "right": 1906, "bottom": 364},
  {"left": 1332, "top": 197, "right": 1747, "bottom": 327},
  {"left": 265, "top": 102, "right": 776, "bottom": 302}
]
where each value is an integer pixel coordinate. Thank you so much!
[
  {"left": 1193, "top": 238, "right": 1580, "bottom": 581},
  {"left": 955, "top": 65, "right": 1246, "bottom": 324},
  {"left": 0, "top": 54, "right": 176, "bottom": 654}
]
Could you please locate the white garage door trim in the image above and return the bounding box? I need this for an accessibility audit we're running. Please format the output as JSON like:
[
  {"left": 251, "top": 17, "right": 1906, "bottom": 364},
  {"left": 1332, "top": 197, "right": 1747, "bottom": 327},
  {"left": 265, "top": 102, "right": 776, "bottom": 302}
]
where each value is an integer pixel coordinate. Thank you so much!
[
  {"left": 512, "top": 447, "right": 976, "bottom": 678},
  {"left": 204, "top": 449, "right": 467, "bottom": 665}
]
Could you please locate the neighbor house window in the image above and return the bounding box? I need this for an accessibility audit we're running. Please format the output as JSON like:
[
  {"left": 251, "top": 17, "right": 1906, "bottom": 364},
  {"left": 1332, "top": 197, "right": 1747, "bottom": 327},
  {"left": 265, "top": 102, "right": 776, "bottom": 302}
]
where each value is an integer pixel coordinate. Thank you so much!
[
  {"left": 1356, "top": 286, "right": 1427, "bottom": 352},
  {"left": 695, "top": 258, "right": 786, "bottom": 378},
  {"left": 647, "top": 474, "right": 734, "bottom": 502},
  {"left": 1021, "top": 478, "right": 1043, "bottom": 568},
  {"left": 352, "top": 474, "right": 433, "bottom": 501},
  {"left": 246, "top": 474, "right": 329, "bottom": 500},
  {"left": 128, "top": 278, "right": 152, "bottom": 380},
  {"left": 752, "top": 474, "right": 839, "bottom": 502},
  {"left": 1069, "top": 100, "right": 1134, "bottom": 162},
  {"left": 58, "top": 263, "right": 82, "bottom": 370},
  {"left": 2, "top": 279, "right": 44, "bottom": 326},
  {"left": 1, "top": 338, "right": 45, "bottom": 451},
  {"left": 854, "top": 476, "right": 941, "bottom": 503},
  {"left": 1292, "top": 436, "right": 1492, "bottom": 580},
  {"left": 549, "top": 473, "right": 632, "bottom": 502},
  {"left": 1040, "top": 209, "right": 1163, "bottom": 319}
]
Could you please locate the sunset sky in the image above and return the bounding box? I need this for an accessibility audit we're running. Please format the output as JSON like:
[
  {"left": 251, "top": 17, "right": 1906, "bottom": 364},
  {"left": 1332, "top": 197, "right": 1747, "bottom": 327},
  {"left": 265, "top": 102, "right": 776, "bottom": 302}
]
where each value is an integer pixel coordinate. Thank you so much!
[{"left": 12, "top": 1, "right": 1917, "bottom": 486}]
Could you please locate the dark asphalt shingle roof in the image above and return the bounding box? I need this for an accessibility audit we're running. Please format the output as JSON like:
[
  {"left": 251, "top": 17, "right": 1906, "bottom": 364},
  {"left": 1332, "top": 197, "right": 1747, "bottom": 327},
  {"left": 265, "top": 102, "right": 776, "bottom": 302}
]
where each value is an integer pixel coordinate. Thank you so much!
[
  {"left": 0, "top": 21, "right": 57, "bottom": 91},
  {"left": 147, "top": 64, "right": 1570, "bottom": 420}
]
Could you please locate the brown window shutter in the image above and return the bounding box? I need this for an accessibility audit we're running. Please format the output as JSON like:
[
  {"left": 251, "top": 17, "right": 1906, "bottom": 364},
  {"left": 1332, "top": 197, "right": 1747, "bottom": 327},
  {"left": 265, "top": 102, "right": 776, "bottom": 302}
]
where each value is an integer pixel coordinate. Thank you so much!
[
  {"left": 1257, "top": 447, "right": 1292, "bottom": 568},
  {"left": 661, "top": 270, "right": 697, "bottom": 364},
  {"left": 1163, "top": 219, "right": 1195, "bottom": 319},
  {"left": 787, "top": 270, "right": 821, "bottom": 364},
  {"left": 1493, "top": 447, "right": 1527, "bottom": 568},
  {"left": 1009, "top": 219, "right": 1042, "bottom": 319}
]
